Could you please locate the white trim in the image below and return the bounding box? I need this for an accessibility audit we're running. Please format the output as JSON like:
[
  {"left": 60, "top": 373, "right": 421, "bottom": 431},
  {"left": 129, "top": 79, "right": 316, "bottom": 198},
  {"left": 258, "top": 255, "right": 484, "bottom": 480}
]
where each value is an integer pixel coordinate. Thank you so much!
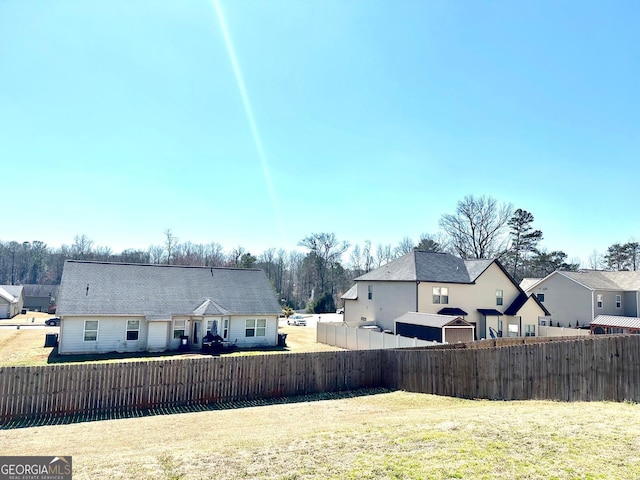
[{"left": 83, "top": 319, "right": 99, "bottom": 342}]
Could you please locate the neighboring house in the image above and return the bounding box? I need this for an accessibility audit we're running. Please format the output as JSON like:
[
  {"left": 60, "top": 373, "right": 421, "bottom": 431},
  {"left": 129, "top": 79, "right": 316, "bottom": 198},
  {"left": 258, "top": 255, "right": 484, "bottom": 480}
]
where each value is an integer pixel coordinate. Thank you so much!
[
  {"left": 591, "top": 315, "right": 640, "bottom": 335},
  {"left": 395, "top": 312, "right": 474, "bottom": 344},
  {"left": 0, "top": 285, "right": 24, "bottom": 319},
  {"left": 21, "top": 284, "right": 59, "bottom": 313},
  {"left": 524, "top": 270, "right": 640, "bottom": 327},
  {"left": 56, "top": 260, "right": 282, "bottom": 355},
  {"left": 342, "top": 251, "right": 549, "bottom": 340}
]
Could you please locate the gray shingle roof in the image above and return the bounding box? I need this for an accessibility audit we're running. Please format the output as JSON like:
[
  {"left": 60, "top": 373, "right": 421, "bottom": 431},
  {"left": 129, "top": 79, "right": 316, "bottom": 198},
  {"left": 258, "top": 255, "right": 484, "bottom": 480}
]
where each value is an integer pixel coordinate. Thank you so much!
[
  {"left": 355, "top": 251, "right": 494, "bottom": 284},
  {"left": 341, "top": 284, "right": 358, "bottom": 300},
  {"left": 57, "top": 261, "right": 282, "bottom": 317},
  {"left": 20, "top": 284, "right": 59, "bottom": 297},
  {"left": 395, "top": 312, "right": 471, "bottom": 329},
  {"left": 0, "top": 285, "right": 23, "bottom": 302},
  {"left": 559, "top": 270, "right": 640, "bottom": 291}
]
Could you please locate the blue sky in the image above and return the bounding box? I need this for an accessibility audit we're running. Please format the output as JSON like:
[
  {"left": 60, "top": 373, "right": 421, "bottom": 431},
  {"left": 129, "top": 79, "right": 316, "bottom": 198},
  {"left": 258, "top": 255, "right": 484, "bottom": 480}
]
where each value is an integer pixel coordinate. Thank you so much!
[{"left": 2, "top": 0, "right": 639, "bottom": 265}]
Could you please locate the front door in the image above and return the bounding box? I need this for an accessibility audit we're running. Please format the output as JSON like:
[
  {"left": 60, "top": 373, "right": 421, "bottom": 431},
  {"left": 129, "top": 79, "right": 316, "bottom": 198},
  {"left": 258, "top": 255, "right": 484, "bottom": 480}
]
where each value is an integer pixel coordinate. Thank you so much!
[{"left": 192, "top": 321, "right": 201, "bottom": 349}]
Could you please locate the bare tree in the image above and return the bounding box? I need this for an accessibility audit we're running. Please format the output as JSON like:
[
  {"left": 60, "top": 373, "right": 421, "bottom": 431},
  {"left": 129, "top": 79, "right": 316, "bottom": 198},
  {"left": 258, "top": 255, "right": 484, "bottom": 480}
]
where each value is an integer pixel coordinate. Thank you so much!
[
  {"left": 164, "top": 229, "right": 178, "bottom": 264},
  {"left": 148, "top": 245, "right": 164, "bottom": 264},
  {"left": 204, "top": 242, "right": 226, "bottom": 267},
  {"left": 588, "top": 250, "right": 604, "bottom": 270},
  {"left": 439, "top": 195, "right": 513, "bottom": 259},
  {"left": 395, "top": 237, "right": 415, "bottom": 257},
  {"left": 375, "top": 244, "right": 394, "bottom": 268},
  {"left": 71, "top": 234, "right": 94, "bottom": 260},
  {"left": 298, "top": 233, "right": 349, "bottom": 294}
]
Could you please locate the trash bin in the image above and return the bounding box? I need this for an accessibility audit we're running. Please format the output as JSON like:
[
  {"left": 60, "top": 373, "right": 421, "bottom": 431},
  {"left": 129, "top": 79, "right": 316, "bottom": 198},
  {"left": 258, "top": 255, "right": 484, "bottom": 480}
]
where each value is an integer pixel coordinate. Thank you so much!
[
  {"left": 278, "top": 333, "right": 288, "bottom": 347},
  {"left": 179, "top": 335, "right": 189, "bottom": 351},
  {"left": 44, "top": 333, "right": 58, "bottom": 347}
]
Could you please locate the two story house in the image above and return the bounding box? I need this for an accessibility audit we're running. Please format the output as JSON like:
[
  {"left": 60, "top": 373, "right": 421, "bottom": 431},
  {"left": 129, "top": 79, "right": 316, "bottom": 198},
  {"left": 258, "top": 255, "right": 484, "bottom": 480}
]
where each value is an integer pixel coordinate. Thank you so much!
[
  {"left": 342, "top": 251, "right": 548, "bottom": 340},
  {"left": 524, "top": 270, "right": 640, "bottom": 327}
]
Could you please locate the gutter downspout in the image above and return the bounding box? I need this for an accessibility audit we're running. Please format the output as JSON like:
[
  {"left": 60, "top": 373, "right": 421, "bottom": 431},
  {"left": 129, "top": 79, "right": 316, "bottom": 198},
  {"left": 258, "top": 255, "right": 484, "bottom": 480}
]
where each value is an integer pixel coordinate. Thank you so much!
[
  {"left": 591, "top": 291, "right": 595, "bottom": 322},
  {"left": 416, "top": 281, "right": 420, "bottom": 312}
]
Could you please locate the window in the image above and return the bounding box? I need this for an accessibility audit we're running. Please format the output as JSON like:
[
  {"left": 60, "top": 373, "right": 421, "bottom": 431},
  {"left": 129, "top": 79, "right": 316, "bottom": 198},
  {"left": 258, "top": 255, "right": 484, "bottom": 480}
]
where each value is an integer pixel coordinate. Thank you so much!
[
  {"left": 496, "top": 290, "right": 504, "bottom": 306},
  {"left": 432, "top": 287, "right": 449, "bottom": 304},
  {"left": 84, "top": 320, "right": 98, "bottom": 342},
  {"left": 223, "top": 318, "right": 228, "bottom": 339},
  {"left": 536, "top": 293, "right": 545, "bottom": 303},
  {"left": 596, "top": 294, "right": 603, "bottom": 308},
  {"left": 245, "top": 319, "right": 267, "bottom": 337},
  {"left": 616, "top": 295, "right": 621, "bottom": 308},
  {"left": 207, "top": 319, "right": 219, "bottom": 336},
  {"left": 126, "top": 320, "right": 140, "bottom": 341},
  {"left": 368, "top": 285, "right": 373, "bottom": 300},
  {"left": 173, "top": 320, "right": 186, "bottom": 339},
  {"left": 498, "top": 319, "right": 503, "bottom": 337},
  {"left": 525, "top": 325, "right": 536, "bottom": 337}
]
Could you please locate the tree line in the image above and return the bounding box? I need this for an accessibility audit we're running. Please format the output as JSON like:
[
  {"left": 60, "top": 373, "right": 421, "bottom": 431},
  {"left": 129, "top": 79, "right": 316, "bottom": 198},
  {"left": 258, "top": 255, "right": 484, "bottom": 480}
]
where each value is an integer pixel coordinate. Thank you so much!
[{"left": 1, "top": 195, "right": 637, "bottom": 312}]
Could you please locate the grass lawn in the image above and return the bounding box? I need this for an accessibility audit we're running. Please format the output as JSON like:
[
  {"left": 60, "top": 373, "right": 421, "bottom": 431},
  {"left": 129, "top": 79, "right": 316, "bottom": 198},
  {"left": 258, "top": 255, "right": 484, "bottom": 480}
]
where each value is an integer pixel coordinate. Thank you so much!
[
  {"left": 0, "top": 319, "right": 341, "bottom": 366},
  {"left": 1, "top": 391, "right": 639, "bottom": 479}
]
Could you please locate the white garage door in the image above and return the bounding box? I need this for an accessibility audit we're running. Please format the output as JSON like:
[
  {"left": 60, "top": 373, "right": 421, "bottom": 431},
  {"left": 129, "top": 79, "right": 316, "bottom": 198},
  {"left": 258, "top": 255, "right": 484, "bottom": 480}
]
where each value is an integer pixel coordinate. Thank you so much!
[{"left": 0, "top": 304, "right": 10, "bottom": 319}]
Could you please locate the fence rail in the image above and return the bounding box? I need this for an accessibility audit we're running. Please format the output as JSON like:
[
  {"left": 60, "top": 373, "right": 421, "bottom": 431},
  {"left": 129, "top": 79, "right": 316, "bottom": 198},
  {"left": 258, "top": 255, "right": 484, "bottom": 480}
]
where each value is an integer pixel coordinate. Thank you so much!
[
  {"left": 0, "top": 350, "right": 381, "bottom": 423},
  {"left": 1, "top": 335, "right": 639, "bottom": 423},
  {"left": 317, "top": 322, "right": 435, "bottom": 350}
]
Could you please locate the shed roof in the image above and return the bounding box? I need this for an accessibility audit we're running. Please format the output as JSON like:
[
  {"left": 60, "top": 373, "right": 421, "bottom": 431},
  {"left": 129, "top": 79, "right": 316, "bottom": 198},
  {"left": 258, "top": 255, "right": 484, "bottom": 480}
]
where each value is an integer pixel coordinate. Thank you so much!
[
  {"left": 395, "top": 312, "right": 472, "bottom": 329},
  {"left": 56, "top": 261, "right": 282, "bottom": 317},
  {"left": 591, "top": 315, "right": 640, "bottom": 329},
  {"left": 355, "top": 251, "right": 494, "bottom": 284}
]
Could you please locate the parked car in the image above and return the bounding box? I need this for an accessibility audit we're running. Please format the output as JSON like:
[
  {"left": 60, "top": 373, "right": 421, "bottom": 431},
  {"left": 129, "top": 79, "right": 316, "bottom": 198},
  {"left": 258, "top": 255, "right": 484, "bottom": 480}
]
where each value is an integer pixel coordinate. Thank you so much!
[
  {"left": 45, "top": 317, "right": 61, "bottom": 326},
  {"left": 287, "top": 315, "right": 307, "bottom": 326}
]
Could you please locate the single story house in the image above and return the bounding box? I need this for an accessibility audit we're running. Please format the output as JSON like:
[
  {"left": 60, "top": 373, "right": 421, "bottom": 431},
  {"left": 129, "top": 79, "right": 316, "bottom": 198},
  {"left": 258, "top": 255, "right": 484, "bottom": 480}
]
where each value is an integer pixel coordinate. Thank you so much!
[
  {"left": 395, "top": 312, "right": 474, "bottom": 344},
  {"left": 22, "top": 284, "right": 59, "bottom": 313},
  {"left": 524, "top": 270, "right": 640, "bottom": 327},
  {"left": 56, "top": 260, "right": 282, "bottom": 355},
  {"left": 342, "top": 251, "right": 549, "bottom": 340},
  {"left": 591, "top": 315, "right": 640, "bottom": 335},
  {"left": 0, "top": 285, "right": 24, "bottom": 319}
]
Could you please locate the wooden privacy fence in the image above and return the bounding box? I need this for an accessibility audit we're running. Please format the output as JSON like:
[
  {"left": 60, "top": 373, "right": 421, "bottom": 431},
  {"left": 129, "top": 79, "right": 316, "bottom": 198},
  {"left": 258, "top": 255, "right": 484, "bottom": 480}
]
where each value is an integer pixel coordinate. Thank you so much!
[
  {"left": 1, "top": 335, "right": 639, "bottom": 423},
  {"left": 384, "top": 335, "right": 640, "bottom": 402},
  {"left": 0, "top": 350, "right": 381, "bottom": 423}
]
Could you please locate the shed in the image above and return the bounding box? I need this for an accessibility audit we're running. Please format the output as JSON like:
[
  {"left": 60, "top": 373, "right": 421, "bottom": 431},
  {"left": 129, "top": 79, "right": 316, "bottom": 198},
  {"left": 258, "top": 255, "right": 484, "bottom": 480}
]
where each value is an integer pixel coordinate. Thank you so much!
[
  {"left": 591, "top": 315, "right": 640, "bottom": 335},
  {"left": 395, "top": 312, "right": 474, "bottom": 344}
]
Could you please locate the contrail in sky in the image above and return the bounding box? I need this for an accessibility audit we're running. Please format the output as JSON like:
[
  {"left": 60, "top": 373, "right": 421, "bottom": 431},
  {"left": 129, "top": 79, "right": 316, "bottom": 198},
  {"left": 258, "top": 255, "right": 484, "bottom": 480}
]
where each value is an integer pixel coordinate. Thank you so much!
[{"left": 212, "top": 0, "right": 285, "bottom": 239}]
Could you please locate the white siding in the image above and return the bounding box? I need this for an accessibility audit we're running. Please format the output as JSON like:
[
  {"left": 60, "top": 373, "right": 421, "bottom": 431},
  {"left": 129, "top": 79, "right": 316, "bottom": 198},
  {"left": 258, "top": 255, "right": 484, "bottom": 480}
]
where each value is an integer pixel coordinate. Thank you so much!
[
  {"left": 147, "top": 321, "right": 169, "bottom": 351},
  {"left": 59, "top": 316, "right": 148, "bottom": 354},
  {"left": 527, "top": 273, "right": 593, "bottom": 327},
  {"left": 343, "top": 281, "right": 416, "bottom": 331},
  {"left": 228, "top": 315, "right": 279, "bottom": 347}
]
